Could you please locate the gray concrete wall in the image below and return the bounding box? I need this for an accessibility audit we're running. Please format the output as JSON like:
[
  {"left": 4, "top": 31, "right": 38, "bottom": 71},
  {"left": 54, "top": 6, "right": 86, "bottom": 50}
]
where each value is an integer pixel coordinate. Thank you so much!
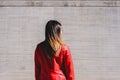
[{"left": 0, "top": 0, "right": 120, "bottom": 80}]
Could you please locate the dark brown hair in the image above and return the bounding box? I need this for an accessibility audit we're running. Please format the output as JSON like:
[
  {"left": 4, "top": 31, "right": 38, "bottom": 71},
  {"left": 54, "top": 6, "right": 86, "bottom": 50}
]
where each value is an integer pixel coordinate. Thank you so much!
[{"left": 41, "top": 20, "right": 63, "bottom": 58}]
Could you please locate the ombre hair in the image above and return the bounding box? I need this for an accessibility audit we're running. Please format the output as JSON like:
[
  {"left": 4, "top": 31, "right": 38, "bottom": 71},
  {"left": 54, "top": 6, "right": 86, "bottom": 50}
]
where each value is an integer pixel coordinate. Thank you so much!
[{"left": 41, "top": 20, "right": 64, "bottom": 58}]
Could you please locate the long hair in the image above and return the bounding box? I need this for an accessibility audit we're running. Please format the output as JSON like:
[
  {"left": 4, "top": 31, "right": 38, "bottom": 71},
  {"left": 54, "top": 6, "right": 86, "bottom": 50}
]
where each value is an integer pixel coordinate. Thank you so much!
[{"left": 42, "top": 20, "right": 64, "bottom": 58}]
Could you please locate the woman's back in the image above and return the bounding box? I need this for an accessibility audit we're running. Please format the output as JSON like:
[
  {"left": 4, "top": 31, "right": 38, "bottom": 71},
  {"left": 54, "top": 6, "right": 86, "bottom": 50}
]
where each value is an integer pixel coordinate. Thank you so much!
[{"left": 34, "top": 42, "right": 74, "bottom": 80}]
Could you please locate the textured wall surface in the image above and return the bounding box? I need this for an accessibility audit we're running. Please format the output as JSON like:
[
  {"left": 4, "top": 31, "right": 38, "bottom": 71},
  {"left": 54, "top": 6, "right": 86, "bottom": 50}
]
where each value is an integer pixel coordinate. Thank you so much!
[
  {"left": 0, "top": 0, "right": 120, "bottom": 7},
  {"left": 0, "top": 0, "right": 120, "bottom": 80}
]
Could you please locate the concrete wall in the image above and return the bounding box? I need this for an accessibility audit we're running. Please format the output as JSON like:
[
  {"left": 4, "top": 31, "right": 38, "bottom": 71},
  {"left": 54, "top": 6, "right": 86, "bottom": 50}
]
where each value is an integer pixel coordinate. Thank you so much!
[{"left": 0, "top": 0, "right": 120, "bottom": 80}]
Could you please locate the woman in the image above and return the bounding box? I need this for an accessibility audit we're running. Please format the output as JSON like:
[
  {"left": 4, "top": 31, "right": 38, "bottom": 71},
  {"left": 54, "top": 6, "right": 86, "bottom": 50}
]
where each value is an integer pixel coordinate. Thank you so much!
[{"left": 34, "top": 20, "right": 75, "bottom": 80}]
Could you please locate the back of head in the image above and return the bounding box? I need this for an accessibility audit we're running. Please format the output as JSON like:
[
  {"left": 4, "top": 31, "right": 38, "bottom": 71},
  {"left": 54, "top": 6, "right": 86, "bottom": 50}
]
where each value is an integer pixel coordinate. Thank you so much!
[{"left": 42, "top": 20, "right": 64, "bottom": 58}]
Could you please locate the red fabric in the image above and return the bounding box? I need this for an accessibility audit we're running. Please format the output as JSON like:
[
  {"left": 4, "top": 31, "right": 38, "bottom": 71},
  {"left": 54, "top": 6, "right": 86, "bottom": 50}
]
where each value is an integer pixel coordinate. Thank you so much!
[{"left": 34, "top": 43, "right": 75, "bottom": 80}]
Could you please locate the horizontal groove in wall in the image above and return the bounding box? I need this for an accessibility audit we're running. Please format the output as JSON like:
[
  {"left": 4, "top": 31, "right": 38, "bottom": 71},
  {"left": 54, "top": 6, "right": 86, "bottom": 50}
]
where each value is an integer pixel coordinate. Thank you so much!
[{"left": 0, "top": 1, "right": 120, "bottom": 7}]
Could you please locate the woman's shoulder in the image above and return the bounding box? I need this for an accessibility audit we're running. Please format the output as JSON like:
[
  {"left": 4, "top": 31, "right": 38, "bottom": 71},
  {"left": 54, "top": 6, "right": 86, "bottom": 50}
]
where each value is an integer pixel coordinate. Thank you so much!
[
  {"left": 61, "top": 43, "right": 71, "bottom": 56},
  {"left": 35, "top": 41, "right": 45, "bottom": 49},
  {"left": 61, "top": 43, "right": 70, "bottom": 51},
  {"left": 37, "top": 41, "right": 44, "bottom": 46}
]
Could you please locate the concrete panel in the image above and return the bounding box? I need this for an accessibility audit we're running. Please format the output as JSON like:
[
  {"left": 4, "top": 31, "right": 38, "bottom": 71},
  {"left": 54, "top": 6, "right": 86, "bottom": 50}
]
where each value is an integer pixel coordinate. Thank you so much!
[
  {"left": 0, "top": 5, "right": 120, "bottom": 80},
  {"left": 54, "top": 7, "right": 120, "bottom": 80},
  {"left": 0, "top": 7, "right": 54, "bottom": 80}
]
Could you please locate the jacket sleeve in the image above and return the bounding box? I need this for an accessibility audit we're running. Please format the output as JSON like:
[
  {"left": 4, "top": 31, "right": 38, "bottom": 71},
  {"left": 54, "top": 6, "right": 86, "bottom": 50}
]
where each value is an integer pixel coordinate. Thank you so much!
[
  {"left": 63, "top": 45, "right": 75, "bottom": 80},
  {"left": 34, "top": 45, "right": 40, "bottom": 80}
]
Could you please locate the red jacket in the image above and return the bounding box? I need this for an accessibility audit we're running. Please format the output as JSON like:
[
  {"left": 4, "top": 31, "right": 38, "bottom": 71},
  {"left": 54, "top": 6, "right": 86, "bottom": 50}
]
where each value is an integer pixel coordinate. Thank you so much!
[{"left": 34, "top": 43, "right": 75, "bottom": 80}]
